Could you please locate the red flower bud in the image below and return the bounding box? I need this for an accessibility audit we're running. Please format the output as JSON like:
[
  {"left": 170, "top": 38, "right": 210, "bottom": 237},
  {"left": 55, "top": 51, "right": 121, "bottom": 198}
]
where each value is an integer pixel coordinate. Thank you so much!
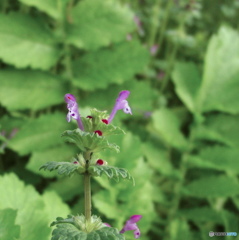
[
  {"left": 94, "top": 130, "right": 102, "bottom": 136},
  {"left": 102, "top": 119, "right": 108, "bottom": 124},
  {"left": 96, "top": 159, "right": 104, "bottom": 165}
]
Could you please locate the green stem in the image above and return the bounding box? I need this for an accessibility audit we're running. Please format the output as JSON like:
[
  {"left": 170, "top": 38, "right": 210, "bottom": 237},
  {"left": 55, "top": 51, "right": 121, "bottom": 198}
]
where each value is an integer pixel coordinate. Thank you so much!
[
  {"left": 148, "top": 0, "right": 161, "bottom": 47},
  {"left": 157, "top": 0, "right": 173, "bottom": 49},
  {"left": 84, "top": 172, "right": 92, "bottom": 222},
  {"left": 159, "top": 42, "right": 178, "bottom": 93},
  {"left": 84, "top": 151, "right": 92, "bottom": 222},
  {"left": 165, "top": 131, "right": 195, "bottom": 239}
]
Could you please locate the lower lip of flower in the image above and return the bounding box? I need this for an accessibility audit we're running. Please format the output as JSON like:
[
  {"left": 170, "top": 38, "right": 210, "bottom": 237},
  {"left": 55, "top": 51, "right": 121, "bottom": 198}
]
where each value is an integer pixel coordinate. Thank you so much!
[
  {"left": 87, "top": 116, "right": 93, "bottom": 119},
  {"left": 94, "top": 130, "right": 102, "bottom": 136}
]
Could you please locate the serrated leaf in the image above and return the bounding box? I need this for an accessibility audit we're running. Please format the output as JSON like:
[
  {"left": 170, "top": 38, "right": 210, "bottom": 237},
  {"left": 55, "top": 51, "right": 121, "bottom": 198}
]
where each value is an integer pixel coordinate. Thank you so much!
[
  {"left": 0, "top": 208, "right": 20, "bottom": 240},
  {"left": 195, "top": 114, "right": 239, "bottom": 147},
  {"left": 197, "top": 26, "right": 239, "bottom": 113},
  {"left": 18, "top": 0, "right": 69, "bottom": 20},
  {"left": 40, "top": 161, "right": 84, "bottom": 176},
  {"left": 183, "top": 175, "right": 239, "bottom": 198},
  {"left": 89, "top": 165, "right": 134, "bottom": 184},
  {"left": 152, "top": 108, "right": 187, "bottom": 150},
  {"left": 27, "top": 145, "right": 77, "bottom": 178},
  {"left": 0, "top": 69, "right": 67, "bottom": 111},
  {"left": 81, "top": 109, "right": 125, "bottom": 136},
  {"left": 72, "top": 41, "right": 150, "bottom": 90},
  {"left": 9, "top": 113, "right": 71, "bottom": 155},
  {"left": 66, "top": 0, "right": 134, "bottom": 50},
  {"left": 172, "top": 62, "right": 201, "bottom": 113},
  {"left": 0, "top": 173, "right": 51, "bottom": 240},
  {"left": 62, "top": 129, "right": 120, "bottom": 153},
  {"left": 0, "top": 13, "right": 60, "bottom": 70},
  {"left": 179, "top": 207, "right": 224, "bottom": 224},
  {"left": 52, "top": 224, "right": 124, "bottom": 240},
  {"left": 187, "top": 146, "right": 239, "bottom": 174}
]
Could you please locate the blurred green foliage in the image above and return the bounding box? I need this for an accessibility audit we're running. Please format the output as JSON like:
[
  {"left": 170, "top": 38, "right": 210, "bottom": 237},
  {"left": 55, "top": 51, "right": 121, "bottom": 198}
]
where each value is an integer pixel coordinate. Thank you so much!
[{"left": 0, "top": 0, "right": 239, "bottom": 239}]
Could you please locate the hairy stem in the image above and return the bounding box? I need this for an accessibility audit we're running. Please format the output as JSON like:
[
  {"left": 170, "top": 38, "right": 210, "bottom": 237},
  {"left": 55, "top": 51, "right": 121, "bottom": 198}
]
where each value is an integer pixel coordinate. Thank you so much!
[
  {"left": 84, "top": 172, "right": 92, "bottom": 222},
  {"left": 84, "top": 151, "right": 92, "bottom": 222}
]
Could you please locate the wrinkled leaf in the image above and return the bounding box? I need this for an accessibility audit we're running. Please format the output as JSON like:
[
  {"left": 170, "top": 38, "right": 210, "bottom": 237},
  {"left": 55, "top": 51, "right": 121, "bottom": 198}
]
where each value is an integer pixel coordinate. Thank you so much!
[
  {"left": 62, "top": 129, "right": 120, "bottom": 153},
  {"left": 72, "top": 41, "right": 150, "bottom": 90},
  {"left": 0, "top": 13, "right": 60, "bottom": 70},
  {"left": 0, "top": 208, "right": 20, "bottom": 240},
  {"left": 9, "top": 113, "right": 71, "bottom": 155},
  {"left": 0, "top": 69, "right": 67, "bottom": 111},
  {"left": 67, "top": 0, "right": 134, "bottom": 50}
]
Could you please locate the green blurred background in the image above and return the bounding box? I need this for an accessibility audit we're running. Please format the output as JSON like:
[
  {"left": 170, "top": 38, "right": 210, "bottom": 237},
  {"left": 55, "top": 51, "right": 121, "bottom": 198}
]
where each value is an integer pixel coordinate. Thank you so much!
[{"left": 1, "top": 0, "right": 239, "bottom": 239}]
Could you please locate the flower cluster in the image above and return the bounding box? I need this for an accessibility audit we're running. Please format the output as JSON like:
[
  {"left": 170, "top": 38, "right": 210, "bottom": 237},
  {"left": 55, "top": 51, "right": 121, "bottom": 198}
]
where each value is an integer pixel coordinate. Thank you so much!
[{"left": 65, "top": 90, "right": 132, "bottom": 132}]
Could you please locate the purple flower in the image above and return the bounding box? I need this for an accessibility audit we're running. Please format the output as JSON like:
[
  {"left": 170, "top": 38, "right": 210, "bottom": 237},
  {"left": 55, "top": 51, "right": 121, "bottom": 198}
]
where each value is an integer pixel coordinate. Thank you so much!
[
  {"left": 64, "top": 93, "right": 84, "bottom": 131},
  {"left": 120, "top": 215, "right": 142, "bottom": 239},
  {"left": 108, "top": 90, "right": 132, "bottom": 124},
  {"left": 150, "top": 44, "right": 159, "bottom": 56}
]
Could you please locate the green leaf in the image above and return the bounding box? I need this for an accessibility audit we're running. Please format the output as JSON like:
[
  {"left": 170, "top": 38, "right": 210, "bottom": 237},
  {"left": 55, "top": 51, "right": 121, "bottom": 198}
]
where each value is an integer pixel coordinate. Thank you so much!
[
  {"left": 62, "top": 129, "right": 120, "bottom": 153},
  {"left": 197, "top": 26, "right": 239, "bottom": 113},
  {"left": 194, "top": 114, "right": 239, "bottom": 147},
  {"left": 40, "top": 161, "right": 85, "bottom": 176},
  {"left": 0, "top": 13, "right": 60, "bottom": 70},
  {"left": 0, "top": 208, "right": 20, "bottom": 240},
  {"left": 143, "top": 143, "right": 173, "bottom": 176},
  {"left": 51, "top": 215, "right": 124, "bottom": 240},
  {"left": 152, "top": 108, "right": 187, "bottom": 150},
  {"left": 179, "top": 207, "right": 224, "bottom": 224},
  {"left": 172, "top": 62, "right": 201, "bottom": 113},
  {"left": 67, "top": 0, "right": 134, "bottom": 50},
  {"left": 42, "top": 191, "right": 71, "bottom": 224},
  {"left": 187, "top": 146, "right": 239, "bottom": 174},
  {"left": 52, "top": 224, "right": 124, "bottom": 240},
  {"left": 0, "top": 69, "right": 67, "bottom": 111},
  {"left": 89, "top": 165, "right": 134, "bottom": 184},
  {"left": 72, "top": 41, "right": 150, "bottom": 90},
  {"left": 9, "top": 113, "right": 71, "bottom": 155},
  {"left": 18, "top": 0, "right": 69, "bottom": 20},
  {"left": 27, "top": 145, "right": 77, "bottom": 178},
  {"left": 169, "top": 219, "right": 192, "bottom": 240},
  {"left": 183, "top": 175, "right": 239, "bottom": 198},
  {"left": 46, "top": 175, "right": 84, "bottom": 201},
  {"left": 0, "top": 173, "right": 51, "bottom": 240}
]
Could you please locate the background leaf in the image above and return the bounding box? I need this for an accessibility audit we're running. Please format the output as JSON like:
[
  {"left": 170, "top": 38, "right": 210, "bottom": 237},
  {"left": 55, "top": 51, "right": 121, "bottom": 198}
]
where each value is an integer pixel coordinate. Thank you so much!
[
  {"left": 0, "top": 13, "right": 60, "bottom": 70},
  {"left": 183, "top": 175, "right": 239, "bottom": 198},
  {"left": 0, "top": 208, "right": 20, "bottom": 240},
  {"left": 152, "top": 108, "right": 187, "bottom": 150},
  {"left": 72, "top": 41, "right": 150, "bottom": 90},
  {"left": 9, "top": 113, "right": 71, "bottom": 155},
  {"left": 67, "top": 0, "right": 134, "bottom": 50},
  {"left": 0, "top": 69, "right": 67, "bottom": 111},
  {"left": 197, "top": 26, "right": 239, "bottom": 113}
]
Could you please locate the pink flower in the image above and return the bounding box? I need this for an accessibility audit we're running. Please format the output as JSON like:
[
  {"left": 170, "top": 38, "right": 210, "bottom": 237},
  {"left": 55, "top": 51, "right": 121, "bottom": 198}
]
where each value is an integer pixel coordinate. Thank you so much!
[
  {"left": 108, "top": 90, "right": 132, "bottom": 124},
  {"left": 120, "top": 215, "right": 142, "bottom": 239},
  {"left": 64, "top": 94, "right": 84, "bottom": 131}
]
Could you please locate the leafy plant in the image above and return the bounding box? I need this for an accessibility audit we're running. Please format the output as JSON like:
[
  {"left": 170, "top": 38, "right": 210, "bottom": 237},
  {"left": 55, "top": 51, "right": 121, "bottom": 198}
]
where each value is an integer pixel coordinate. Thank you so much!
[{"left": 39, "top": 90, "right": 141, "bottom": 239}]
